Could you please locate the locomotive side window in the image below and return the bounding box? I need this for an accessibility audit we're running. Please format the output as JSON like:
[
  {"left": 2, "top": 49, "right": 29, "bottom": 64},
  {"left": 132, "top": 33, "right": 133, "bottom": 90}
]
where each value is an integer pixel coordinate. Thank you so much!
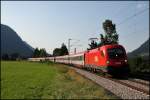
[{"left": 107, "top": 48, "right": 125, "bottom": 59}]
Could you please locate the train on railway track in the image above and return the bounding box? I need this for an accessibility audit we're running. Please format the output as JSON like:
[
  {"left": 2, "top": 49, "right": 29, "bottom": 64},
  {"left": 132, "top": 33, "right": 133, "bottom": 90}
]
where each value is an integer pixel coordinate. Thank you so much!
[{"left": 28, "top": 44, "right": 130, "bottom": 75}]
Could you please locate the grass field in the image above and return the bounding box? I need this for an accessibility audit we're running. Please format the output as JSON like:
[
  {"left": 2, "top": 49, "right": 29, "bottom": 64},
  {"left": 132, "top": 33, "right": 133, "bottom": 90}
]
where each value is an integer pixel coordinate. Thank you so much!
[{"left": 1, "top": 61, "right": 118, "bottom": 99}]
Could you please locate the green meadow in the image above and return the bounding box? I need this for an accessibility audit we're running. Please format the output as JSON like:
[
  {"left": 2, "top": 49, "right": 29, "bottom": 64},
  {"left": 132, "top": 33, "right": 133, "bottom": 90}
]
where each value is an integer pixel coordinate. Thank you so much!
[{"left": 1, "top": 61, "right": 118, "bottom": 99}]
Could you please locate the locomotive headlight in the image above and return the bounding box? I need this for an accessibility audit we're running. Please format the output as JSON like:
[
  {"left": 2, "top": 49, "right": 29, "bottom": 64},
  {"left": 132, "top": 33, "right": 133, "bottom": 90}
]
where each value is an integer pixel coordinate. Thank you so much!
[
  {"left": 106, "top": 61, "right": 110, "bottom": 64},
  {"left": 125, "top": 59, "right": 127, "bottom": 62}
]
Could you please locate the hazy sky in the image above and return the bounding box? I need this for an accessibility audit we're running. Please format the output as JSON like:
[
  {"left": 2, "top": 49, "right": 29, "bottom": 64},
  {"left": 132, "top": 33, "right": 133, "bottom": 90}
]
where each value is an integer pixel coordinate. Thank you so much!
[{"left": 1, "top": 1, "right": 149, "bottom": 54}]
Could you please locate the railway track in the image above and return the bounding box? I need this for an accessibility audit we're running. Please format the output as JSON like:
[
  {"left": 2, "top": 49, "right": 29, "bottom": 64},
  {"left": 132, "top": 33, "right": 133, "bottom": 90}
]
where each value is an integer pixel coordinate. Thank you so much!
[
  {"left": 108, "top": 78, "right": 149, "bottom": 95},
  {"left": 96, "top": 73, "right": 150, "bottom": 97},
  {"left": 99, "top": 75, "right": 150, "bottom": 95},
  {"left": 70, "top": 66, "right": 150, "bottom": 99},
  {"left": 84, "top": 68, "right": 150, "bottom": 94},
  {"left": 128, "top": 78, "right": 149, "bottom": 87}
]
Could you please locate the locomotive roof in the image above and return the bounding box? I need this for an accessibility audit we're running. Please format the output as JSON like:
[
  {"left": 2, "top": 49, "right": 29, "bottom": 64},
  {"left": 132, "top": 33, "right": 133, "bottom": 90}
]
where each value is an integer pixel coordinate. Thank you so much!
[{"left": 86, "top": 44, "right": 124, "bottom": 52}]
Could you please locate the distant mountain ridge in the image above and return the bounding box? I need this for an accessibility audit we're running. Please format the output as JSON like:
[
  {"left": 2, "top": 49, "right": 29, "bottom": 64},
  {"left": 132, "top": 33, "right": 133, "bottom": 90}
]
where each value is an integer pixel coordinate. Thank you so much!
[
  {"left": 127, "top": 38, "right": 149, "bottom": 58},
  {"left": 1, "top": 24, "right": 34, "bottom": 58},
  {"left": 23, "top": 41, "right": 34, "bottom": 51}
]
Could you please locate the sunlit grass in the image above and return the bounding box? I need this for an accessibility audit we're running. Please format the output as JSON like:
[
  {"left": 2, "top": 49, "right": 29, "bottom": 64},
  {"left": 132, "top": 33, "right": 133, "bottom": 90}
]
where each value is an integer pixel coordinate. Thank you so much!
[{"left": 1, "top": 61, "right": 118, "bottom": 99}]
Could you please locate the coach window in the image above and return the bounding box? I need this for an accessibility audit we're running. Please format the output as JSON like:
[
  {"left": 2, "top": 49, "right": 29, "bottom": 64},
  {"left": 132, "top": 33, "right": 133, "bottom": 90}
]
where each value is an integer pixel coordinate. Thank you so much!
[
  {"left": 101, "top": 51, "right": 104, "bottom": 57},
  {"left": 80, "top": 56, "right": 82, "bottom": 61},
  {"left": 79, "top": 56, "right": 82, "bottom": 61},
  {"left": 79, "top": 56, "right": 81, "bottom": 61}
]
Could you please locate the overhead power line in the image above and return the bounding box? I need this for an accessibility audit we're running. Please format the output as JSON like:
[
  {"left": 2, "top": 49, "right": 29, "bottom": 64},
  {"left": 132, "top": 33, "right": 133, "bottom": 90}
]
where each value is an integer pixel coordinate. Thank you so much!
[
  {"left": 112, "top": 4, "right": 134, "bottom": 18},
  {"left": 118, "top": 7, "right": 149, "bottom": 26}
]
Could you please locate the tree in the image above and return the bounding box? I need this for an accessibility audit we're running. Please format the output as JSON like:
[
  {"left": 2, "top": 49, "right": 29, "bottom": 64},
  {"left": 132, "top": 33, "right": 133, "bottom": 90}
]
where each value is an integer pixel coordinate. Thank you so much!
[
  {"left": 103, "top": 19, "right": 116, "bottom": 35},
  {"left": 33, "top": 48, "right": 40, "bottom": 57},
  {"left": 53, "top": 43, "right": 68, "bottom": 56},
  {"left": 98, "top": 19, "right": 119, "bottom": 45},
  {"left": 39, "top": 48, "right": 47, "bottom": 57},
  {"left": 33, "top": 48, "right": 48, "bottom": 57},
  {"left": 53, "top": 48, "right": 61, "bottom": 56},
  {"left": 60, "top": 43, "right": 68, "bottom": 56},
  {"left": 135, "top": 57, "right": 142, "bottom": 67}
]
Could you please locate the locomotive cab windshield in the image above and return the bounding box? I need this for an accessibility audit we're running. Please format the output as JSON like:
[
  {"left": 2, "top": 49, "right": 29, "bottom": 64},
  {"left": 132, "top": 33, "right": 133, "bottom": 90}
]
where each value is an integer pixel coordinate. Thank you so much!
[{"left": 107, "top": 47, "right": 126, "bottom": 59}]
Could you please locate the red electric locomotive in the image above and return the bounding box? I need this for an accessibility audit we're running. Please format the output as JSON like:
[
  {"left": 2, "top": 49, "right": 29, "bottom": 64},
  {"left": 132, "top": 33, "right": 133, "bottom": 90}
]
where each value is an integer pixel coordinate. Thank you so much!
[{"left": 84, "top": 44, "right": 130, "bottom": 75}]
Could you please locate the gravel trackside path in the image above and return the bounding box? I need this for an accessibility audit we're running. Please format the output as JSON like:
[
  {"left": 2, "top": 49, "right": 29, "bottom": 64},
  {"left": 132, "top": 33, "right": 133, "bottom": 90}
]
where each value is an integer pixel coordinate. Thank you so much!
[{"left": 70, "top": 67, "right": 150, "bottom": 99}]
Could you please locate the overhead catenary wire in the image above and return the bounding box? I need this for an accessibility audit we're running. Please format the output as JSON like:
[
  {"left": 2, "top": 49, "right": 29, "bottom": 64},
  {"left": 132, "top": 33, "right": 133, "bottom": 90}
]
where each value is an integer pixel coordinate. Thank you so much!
[
  {"left": 111, "top": 4, "right": 135, "bottom": 19},
  {"left": 118, "top": 7, "right": 149, "bottom": 26}
]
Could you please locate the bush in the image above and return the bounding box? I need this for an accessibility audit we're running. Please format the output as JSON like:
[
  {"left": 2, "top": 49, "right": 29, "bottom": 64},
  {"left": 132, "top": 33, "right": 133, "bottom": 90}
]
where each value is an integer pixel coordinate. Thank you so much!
[{"left": 128, "top": 56, "right": 150, "bottom": 73}]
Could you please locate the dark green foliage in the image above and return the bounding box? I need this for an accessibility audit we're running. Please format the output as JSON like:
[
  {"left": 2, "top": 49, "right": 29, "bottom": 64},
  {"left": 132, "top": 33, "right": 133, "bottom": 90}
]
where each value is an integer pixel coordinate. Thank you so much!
[
  {"left": 33, "top": 48, "right": 40, "bottom": 57},
  {"left": 60, "top": 43, "right": 69, "bottom": 56},
  {"left": 53, "top": 43, "right": 68, "bottom": 56},
  {"left": 128, "top": 56, "right": 150, "bottom": 73},
  {"left": 103, "top": 20, "right": 116, "bottom": 34},
  {"left": 134, "top": 57, "right": 142, "bottom": 67},
  {"left": 97, "top": 19, "right": 119, "bottom": 46},
  {"left": 53, "top": 48, "right": 62, "bottom": 56},
  {"left": 88, "top": 40, "right": 98, "bottom": 50},
  {"left": 33, "top": 48, "right": 47, "bottom": 57},
  {"left": 39, "top": 48, "right": 47, "bottom": 57}
]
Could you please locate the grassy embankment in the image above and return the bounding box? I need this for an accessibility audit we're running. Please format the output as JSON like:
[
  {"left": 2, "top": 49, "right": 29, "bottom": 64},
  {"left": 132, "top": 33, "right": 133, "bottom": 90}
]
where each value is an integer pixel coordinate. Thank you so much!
[{"left": 1, "top": 61, "right": 118, "bottom": 99}]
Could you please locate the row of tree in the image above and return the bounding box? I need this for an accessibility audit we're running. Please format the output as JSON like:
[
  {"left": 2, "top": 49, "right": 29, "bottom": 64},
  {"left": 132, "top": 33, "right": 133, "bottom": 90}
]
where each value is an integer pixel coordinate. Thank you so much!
[
  {"left": 32, "top": 43, "right": 68, "bottom": 57},
  {"left": 33, "top": 48, "right": 47, "bottom": 57}
]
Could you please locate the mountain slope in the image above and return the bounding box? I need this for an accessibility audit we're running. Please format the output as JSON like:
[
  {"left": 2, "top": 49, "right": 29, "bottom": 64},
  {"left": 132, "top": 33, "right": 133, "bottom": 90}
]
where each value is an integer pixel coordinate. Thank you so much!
[
  {"left": 1, "top": 24, "right": 34, "bottom": 58},
  {"left": 127, "top": 38, "right": 149, "bottom": 58}
]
